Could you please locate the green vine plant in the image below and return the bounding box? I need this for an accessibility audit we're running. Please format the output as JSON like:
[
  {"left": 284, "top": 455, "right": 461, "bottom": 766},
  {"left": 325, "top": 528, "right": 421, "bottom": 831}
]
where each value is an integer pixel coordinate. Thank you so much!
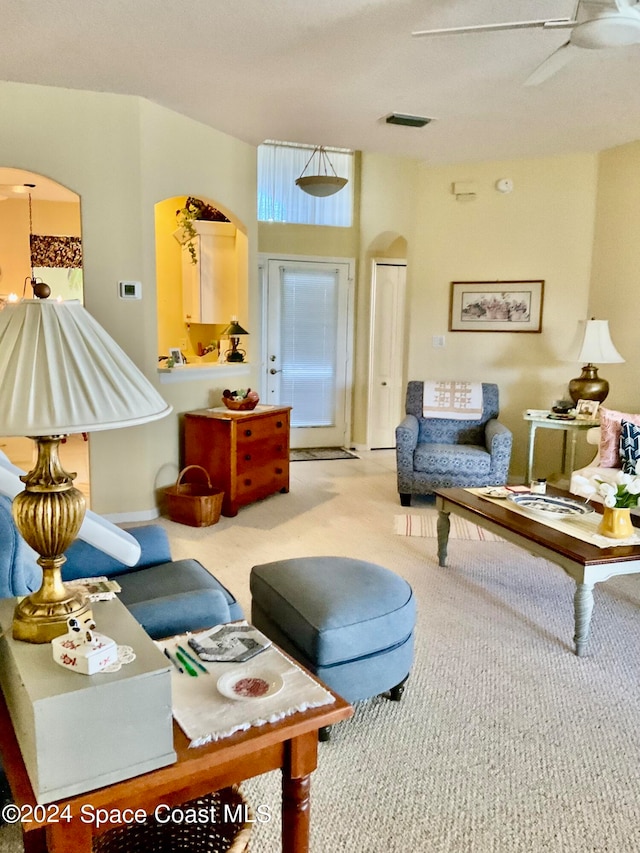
[{"left": 175, "top": 197, "right": 231, "bottom": 265}]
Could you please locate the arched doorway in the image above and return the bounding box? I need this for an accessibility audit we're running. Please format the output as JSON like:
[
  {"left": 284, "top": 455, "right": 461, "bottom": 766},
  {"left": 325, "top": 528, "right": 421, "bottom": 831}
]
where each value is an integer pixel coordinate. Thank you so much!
[{"left": 0, "top": 168, "right": 90, "bottom": 504}]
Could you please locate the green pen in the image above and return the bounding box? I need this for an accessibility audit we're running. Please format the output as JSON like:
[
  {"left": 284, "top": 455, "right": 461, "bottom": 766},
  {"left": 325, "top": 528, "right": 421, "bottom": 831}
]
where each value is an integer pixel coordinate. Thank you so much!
[
  {"left": 175, "top": 650, "right": 198, "bottom": 677},
  {"left": 177, "top": 645, "right": 208, "bottom": 674}
]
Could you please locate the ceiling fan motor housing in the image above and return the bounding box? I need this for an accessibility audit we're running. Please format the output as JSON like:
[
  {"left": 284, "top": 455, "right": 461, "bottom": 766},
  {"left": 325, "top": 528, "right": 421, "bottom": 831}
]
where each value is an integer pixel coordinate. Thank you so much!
[{"left": 571, "top": 11, "right": 640, "bottom": 49}]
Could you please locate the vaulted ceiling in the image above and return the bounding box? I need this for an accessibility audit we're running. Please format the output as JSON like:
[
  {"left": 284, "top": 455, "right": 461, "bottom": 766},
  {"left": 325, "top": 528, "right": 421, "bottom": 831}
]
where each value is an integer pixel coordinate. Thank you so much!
[{"left": 2, "top": 0, "right": 640, "bottom": 165}]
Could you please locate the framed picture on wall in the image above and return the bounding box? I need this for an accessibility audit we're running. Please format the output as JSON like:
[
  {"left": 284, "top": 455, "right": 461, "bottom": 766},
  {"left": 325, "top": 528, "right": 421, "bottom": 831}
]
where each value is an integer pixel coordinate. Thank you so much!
[{"left": 449, "top": 280, "right": 544, "bottom": 332}]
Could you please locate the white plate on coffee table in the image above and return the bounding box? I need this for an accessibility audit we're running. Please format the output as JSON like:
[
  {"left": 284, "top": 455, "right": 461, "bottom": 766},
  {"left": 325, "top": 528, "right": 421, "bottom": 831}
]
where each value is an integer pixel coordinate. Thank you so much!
[
  {"left": 217, "top": 669, "right": 284, "bottom": 701},
  {"left": 508, "top": 494, "right": 593, "bottom": 517}
]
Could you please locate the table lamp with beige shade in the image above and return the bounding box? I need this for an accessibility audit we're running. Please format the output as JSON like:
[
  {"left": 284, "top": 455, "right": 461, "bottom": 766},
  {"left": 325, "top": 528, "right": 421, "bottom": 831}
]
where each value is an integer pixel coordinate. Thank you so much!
[
  {"left": 0, "top": 297, "right": 172, "bottom": 643},
  {"left": 565, "top": 318, "right": 625, "bottom": 404}
]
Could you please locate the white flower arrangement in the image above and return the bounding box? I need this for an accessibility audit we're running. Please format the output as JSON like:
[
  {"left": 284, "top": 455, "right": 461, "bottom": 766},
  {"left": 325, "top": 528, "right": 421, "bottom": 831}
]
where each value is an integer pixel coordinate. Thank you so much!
[{"left": 572, "top": 462, "right": 640, "bottom": 509}]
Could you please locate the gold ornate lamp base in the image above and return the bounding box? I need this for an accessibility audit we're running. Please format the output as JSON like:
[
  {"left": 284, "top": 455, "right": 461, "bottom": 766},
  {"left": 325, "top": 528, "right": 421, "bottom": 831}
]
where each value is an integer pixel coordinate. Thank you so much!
[
  {"left": 12, "top": 435, "right": 92, "bottom": 644},
  {"left": 568, "top": 363, "right": 609, "bottom": 404}
]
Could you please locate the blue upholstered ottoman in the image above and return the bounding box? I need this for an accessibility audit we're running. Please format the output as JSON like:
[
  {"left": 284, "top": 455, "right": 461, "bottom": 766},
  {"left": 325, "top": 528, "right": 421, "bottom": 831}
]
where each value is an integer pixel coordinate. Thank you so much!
[{"left": 250, "top": 557, "right": 415, "bottom": 709}]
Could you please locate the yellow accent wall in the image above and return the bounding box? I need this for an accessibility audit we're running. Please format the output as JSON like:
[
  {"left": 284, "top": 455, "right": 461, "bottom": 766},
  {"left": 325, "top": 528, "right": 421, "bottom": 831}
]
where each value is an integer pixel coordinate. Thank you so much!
[{"left": 0, "top": 198, "right": 80, "bottom": 298}]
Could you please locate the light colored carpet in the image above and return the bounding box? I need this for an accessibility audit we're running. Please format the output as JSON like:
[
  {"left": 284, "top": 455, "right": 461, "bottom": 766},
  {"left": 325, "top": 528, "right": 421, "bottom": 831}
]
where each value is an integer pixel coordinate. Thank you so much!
[
  {"left": 394, "top": 513, "right": 504, "bottom": 541},
  {"left": 2, "top": 450, "right": 640, "bottom": 852}
]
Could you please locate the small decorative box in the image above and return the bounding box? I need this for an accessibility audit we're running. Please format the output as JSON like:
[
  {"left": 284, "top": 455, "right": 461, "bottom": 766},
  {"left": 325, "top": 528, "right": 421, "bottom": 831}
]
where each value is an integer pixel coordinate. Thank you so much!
[{"left": 52, "top": 630, "right": 118, "bottom": 675}]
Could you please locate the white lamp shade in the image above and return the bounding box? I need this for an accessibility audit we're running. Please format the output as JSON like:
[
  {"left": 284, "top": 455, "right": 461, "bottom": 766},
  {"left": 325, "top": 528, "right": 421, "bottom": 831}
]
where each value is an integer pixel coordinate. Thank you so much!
[
  {"left": 0, "top": 299, "right": 172, "bottom": 436},
  {"left": 564, "top": 319, "right": 625, "bottom": 364}
]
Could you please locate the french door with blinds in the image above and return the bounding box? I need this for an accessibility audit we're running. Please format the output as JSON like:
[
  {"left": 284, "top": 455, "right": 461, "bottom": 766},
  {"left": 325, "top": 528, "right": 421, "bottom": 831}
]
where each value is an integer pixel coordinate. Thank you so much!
[{"left": 264, "top": 258, "right": 354, "bottom": 449}]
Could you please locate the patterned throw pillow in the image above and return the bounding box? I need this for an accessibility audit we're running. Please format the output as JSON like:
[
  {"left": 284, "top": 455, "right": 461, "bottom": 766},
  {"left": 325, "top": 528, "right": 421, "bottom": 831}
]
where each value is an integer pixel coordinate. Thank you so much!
[
  {"left": 620, "top": 420, "right": 640, "bottom": 474},
  {"left": 598, "top": 407, "right": 640, "bottom": 468}
]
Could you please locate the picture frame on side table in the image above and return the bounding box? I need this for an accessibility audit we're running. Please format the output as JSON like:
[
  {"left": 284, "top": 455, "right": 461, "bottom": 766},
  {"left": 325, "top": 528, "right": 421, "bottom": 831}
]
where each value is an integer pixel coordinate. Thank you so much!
[
  {"left": 449, "top": 280, "right": 544, "bottom": 333},
  {"left": 168, "top": 347, "right": 184, "bottom": 365},
  {"left": 575, "top": 399, "right": 600, "bottom": 420}
]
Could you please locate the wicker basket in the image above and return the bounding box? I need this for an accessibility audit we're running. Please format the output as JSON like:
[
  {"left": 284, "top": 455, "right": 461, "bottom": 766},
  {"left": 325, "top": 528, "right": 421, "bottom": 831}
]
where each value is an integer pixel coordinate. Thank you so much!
[
  {"left": 93, "top": 787, "right": 252, "bottom": 853},
  {"left": 163, "top": 465, "right": 224, "bottom": 527}
]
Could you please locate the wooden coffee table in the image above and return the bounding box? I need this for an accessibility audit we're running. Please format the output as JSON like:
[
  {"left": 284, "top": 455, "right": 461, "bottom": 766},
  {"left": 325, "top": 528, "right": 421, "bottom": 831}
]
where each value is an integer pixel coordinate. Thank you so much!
[{"left": 434, "top": 486, "right": 640, "bottom": 656}]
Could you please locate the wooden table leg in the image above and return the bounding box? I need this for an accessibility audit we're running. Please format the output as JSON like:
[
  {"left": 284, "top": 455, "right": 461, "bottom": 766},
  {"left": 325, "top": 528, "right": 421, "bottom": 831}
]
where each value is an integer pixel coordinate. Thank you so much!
[
  {"left": 47, "top": 817, "right": 93, "bottom": 853},
  {"left": 574, "top": 580, "right": 595, "bottom": 656},
  {"left": 282, "top": 773, "right": 311, "bottom": 853},
  {"left": 22, "top": 827, "right": 47, "bottom": 853},
  {"left": 437, "top": 510, "right": 450, "bottom": 567},
  {"left": 281, "top": 730, "right": 318, "bottom": 853}
]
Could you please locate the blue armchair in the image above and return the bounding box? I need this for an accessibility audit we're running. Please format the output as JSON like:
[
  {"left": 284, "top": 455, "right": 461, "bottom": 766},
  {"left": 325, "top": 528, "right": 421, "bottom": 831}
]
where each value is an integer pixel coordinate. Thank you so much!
[
  {"left": 0, "top": 494, "right": 243, "bottom": 640},
  {"left": 395, "top": 381, "right": 512, "bottom": 505}
]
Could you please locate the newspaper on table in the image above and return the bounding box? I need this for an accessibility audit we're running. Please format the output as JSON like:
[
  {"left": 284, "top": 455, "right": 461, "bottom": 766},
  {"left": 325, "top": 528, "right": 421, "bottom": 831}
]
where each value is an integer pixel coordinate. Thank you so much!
[
  {"left": 65, "top": 576, "right": 122, "bottom": 601},
  {"left": 188, "top": 623, "right": 271, "bottom": 663}
]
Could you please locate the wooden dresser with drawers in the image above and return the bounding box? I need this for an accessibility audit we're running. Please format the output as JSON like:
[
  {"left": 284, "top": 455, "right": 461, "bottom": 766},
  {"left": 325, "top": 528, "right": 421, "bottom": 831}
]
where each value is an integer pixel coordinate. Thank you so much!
[{"left": 183, "top": 406, "right": 291, "bottom": 517}]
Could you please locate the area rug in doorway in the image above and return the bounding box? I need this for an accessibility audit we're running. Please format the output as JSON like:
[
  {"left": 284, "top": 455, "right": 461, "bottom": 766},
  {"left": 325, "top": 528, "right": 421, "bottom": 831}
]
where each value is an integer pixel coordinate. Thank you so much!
[
  {"left": 394, "top": 513, "right": 504, "bottom": 541},
  {"left": 290, "top": 448, "right": 359, "bottom": 462}
]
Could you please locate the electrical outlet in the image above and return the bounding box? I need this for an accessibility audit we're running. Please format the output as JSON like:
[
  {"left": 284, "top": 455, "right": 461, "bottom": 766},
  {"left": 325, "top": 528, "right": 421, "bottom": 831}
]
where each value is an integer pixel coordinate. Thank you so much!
[
  {"left": 432, "top": 335, "right": 445, "bottom": 348},
  {"left": 179, "top": 338, "right": 188, "bottom": 351}
]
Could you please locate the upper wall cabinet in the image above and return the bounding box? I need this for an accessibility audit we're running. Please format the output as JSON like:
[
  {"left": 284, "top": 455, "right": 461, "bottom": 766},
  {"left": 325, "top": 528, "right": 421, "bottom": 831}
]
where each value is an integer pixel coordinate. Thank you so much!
[{"left": 176, "top": 221, "right": 238, "bottom": 324}]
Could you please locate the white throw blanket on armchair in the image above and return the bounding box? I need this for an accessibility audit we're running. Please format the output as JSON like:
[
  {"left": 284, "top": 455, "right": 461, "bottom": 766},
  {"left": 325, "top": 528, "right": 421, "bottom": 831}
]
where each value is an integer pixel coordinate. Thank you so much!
[{"left": 422, "top": 381, "right": 483, "bottom": 420}]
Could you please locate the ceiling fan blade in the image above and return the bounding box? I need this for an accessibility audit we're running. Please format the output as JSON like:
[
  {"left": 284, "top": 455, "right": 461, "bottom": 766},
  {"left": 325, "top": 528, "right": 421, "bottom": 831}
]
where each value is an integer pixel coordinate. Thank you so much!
[
  {"left": 524, "top": 42, "right": 578, "bottom": 86},
  {"left": 411, "top": 18, "right": 574, "bottom": 38}
]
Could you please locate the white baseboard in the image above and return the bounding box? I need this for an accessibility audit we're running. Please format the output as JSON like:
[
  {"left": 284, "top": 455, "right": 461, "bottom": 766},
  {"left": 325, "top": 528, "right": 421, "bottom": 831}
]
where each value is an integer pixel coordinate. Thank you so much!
[{"left": 102, "top": 508, "right": 161, "bottom": 524}]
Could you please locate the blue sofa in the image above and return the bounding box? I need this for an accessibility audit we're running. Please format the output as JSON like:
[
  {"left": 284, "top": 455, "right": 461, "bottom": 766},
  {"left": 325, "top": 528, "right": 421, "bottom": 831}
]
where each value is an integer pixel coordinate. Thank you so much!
[{"left": 0, "top": 494, "right": 243, "bottom": 640}]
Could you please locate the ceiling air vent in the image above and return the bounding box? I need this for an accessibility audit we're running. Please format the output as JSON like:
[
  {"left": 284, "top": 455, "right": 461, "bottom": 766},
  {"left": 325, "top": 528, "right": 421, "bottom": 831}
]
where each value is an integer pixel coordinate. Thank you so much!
[{"left": 385, "top": 113, "right": 433, "bottom": 128}]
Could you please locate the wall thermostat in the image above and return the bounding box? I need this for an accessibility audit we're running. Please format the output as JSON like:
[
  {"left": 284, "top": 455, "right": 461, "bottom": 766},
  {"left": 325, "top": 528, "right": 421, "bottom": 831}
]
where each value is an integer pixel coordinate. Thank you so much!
[
  {"left": 495, "top": 178, "right": 513, "bottom": 194},
  {"left": 118, "top": 280, "right": 142, "bottom": 300}
]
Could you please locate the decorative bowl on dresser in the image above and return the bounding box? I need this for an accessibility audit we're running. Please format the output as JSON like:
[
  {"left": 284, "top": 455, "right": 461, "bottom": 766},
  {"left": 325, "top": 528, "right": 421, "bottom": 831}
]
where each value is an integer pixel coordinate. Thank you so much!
[{"left": 222, "top": 397, "right": 259, "bottom": 411}]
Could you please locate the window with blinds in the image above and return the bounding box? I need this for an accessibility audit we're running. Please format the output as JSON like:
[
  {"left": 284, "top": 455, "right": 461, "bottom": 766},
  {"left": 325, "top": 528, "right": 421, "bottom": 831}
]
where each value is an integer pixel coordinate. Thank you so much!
[
  {"left": 279, "top": 266, "right": 339, "bottom": 427},
  {"left": 258, "top": 141, "right": 354, "bottom": 227}
]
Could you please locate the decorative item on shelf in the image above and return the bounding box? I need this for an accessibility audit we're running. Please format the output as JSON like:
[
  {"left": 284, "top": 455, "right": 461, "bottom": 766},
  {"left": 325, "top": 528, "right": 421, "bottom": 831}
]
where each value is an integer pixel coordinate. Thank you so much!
[
  {"left": 222, "top": 388, "right": 260, "bottom": 411},
  {"left": 51, "top": 615, "right": 118, "bottom": 675},
  {"left": 168, "top": 347, "right": 184, "bottom": 365},
  {"left": 175, "top": 197, "right": 231, "bottom": 265},
  {"left": 295, "top": 146, "right": 349, "bottom": 197},
  {"left": 552, "top": 400, "right": 574, "bottom": 415},
  {"left": 572, "top": 465, "right": 640, "bottom": 539},
  {"left": 0, "top": 297, "right": 172, "bottom": 643},
  {"left": 223, "top": 317, "right": 249, "bottom": 362},
  {"left": 575, "top": 398, "right": 600, "bottom": 420},
  {"left": 564, "top": 319, "right": 624, "bottom": 404}
]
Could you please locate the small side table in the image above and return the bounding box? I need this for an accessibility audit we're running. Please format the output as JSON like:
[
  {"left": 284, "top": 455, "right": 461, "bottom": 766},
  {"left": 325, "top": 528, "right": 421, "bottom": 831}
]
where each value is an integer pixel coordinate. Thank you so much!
[{"left": 523, "top": 410, "right": 600, "bottom": 484}]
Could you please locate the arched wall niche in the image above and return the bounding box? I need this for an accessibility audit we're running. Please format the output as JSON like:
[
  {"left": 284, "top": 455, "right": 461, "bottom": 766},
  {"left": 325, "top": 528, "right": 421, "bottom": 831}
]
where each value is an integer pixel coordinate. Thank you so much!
[
  {"left": 154, "top": 195, "right": 249, "bottom": 362},
  {"left": 366, "top": 230, "right": 407, "bottom": 261}
]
